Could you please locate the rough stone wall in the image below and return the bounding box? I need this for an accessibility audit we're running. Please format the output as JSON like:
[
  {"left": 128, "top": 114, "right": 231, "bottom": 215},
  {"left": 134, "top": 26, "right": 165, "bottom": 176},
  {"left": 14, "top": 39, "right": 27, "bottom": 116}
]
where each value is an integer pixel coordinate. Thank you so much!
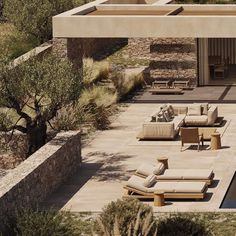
[
  {"left": 127, "top": 38, "right": 198, "bottom": 86},
  {"left": 0, "top": 131, "right": 81, "bottom": 233},
  {"left": 0, "top": 0, "right": 3, "bottom": 19},
  {"left": 53, "top": 38, "right": 127, "bottom": 68},
  {"left": 127, "top": 38, "right": 153, "bottom": 59}
]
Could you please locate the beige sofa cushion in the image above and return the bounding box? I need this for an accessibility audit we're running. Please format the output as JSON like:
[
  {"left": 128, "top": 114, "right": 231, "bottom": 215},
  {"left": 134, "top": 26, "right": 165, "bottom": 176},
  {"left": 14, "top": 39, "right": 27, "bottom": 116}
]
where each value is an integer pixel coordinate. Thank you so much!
[
  {"left": 157, "top": 169, "right": 213, "bottom": 180},
  {"left": 172, "top": 105, "right": 188, "bottom": 115},
  {"left": 188, "top": 104, "right": 201, "bottom": 116},
  {"left": 143, "top": 175, "right": 156, "bottom": 188},
  {"left": 185, "top": 115, "right": 208, "bottom": 125}
]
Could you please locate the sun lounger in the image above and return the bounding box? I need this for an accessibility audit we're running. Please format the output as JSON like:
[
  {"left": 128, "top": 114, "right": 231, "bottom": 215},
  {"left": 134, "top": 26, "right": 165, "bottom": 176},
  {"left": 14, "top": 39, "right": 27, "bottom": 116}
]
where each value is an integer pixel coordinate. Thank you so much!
[
  {"left": 135, "top": 161, "right": 214, "bottom": 185},
  {"left": 123, "top": 175, "right": 208, "bottom": 200}
]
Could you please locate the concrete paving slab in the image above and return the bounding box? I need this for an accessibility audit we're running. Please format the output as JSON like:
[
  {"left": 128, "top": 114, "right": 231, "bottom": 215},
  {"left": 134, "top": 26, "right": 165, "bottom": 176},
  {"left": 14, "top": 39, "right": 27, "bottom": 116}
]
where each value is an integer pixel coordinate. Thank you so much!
[{"left": 44, "top": 103, "right": 236, "bottom": 212}]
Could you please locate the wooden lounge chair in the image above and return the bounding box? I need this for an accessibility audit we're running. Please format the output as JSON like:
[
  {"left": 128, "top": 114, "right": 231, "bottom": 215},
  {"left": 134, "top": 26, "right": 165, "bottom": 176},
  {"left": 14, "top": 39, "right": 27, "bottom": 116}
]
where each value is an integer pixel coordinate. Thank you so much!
[
  {"left": 123, "top": 175, "right": 208, "bottom": 200},
  {"left": 152, "top": 79, "right": 170, "bottom": 88},
  {"left": 180, "top": 127, "right": 204, "bottom": 151},
  {"left": 173, "top": 79, "right": 191, "bottom": 90},
  {"left": 135, "top": 159, "right": 214, "bottom": 185}
]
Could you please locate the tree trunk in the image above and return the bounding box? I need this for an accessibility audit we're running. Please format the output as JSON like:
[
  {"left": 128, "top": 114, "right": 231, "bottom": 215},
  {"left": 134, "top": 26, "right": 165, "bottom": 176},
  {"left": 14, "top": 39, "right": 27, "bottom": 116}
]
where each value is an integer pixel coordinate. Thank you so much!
[{"left": 27, "top": 122, "right": 47, "bottom": 156}]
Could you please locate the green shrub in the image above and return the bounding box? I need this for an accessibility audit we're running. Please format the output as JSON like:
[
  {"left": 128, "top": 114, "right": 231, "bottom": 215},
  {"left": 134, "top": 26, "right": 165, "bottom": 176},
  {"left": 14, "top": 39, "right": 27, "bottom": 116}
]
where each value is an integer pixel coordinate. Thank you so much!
[
  {"left": 0, "top": 23, "right": 37, "bottom": 59},
  {"left": 156, "top": 215, "right": 211, "bottom": 236},
  {"left": 51, "top": 104, "right": 81, "bottom": 131},
  {"left": 111, "top": 72, "right": 144, "bottom": 100},
  {"left": 83, "top": 58, "right": 110, "bottom": 88},
  {"left": 4, "top": 0, "right": 74, "bottom": 43},
  {"left": 12, "top": 209, "right": 78, "bottom": 236},
  {"left": 96, "top": 199, "right": 155, "bottom": 236}
]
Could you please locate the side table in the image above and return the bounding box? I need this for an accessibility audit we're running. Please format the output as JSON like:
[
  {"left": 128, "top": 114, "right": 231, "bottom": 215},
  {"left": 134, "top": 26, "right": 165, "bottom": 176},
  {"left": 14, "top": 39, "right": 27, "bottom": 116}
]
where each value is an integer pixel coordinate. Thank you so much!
[
  {"left": 211, "top": 133, "right": 221, "bottom": 150},
  {"left": 154, "top": 191, "right": 165, "bottom": 207},
  {"left": 157, "top": 157, "right": 169, "bottom": 170}
]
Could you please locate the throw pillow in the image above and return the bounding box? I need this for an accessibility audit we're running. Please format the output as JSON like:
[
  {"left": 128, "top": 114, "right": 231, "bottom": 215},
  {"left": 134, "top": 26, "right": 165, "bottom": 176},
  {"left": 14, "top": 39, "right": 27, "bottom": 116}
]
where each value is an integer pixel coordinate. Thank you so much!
[
  {"left": 151, "top": 115, "right": 157, "bottom": 122},
  {"left": 153, "top": 163, "right": 165, "bottom": 175},
  {"left": 167, "top": 104, "right": 175, "bottom": 117},
  {"left": 163, "top": 110, "right": 171, "bottom": 122},
  {"left": 143, "top": 175, "right": 157, "bottom": 188},
  {"left": 187, "top": 104, "right": 201, "bottom": 116},
  {"left": 157, "top": 111, "right": 165, "bottom": 122}
]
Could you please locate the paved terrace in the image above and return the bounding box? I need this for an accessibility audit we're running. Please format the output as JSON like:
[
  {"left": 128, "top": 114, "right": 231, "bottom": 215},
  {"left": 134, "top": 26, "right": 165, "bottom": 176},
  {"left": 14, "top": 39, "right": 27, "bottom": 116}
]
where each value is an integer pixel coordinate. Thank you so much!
[
  {"left": 44, "top": 103, "right": 236, "bottom": 213},
  {"left": 133, "top": 86, "right": 236, "bottom": 103}
]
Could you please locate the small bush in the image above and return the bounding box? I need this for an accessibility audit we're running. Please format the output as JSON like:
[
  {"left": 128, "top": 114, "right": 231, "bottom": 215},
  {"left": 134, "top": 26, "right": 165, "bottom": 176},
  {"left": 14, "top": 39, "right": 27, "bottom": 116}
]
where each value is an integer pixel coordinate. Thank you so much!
[
  {"left": 111, "top": 72, "right": 144, "bottom": 100},
  {"left": 0, "top": 23, "right": 38, "bottom": 59},
  {"left": 83, "top": 58, "right": 110, "bottom": 88},
  {"left": 156, "top": 215, "right": 211, "bottom": 236},
  {"left": 11, "top": 209, "right": 78, "bottom": 236},
  {"left": 52, "top": 104, "right": 80, "bottom": 131},
  {"left": 96, "top": 199, "right": 155, "bottom": 236}
]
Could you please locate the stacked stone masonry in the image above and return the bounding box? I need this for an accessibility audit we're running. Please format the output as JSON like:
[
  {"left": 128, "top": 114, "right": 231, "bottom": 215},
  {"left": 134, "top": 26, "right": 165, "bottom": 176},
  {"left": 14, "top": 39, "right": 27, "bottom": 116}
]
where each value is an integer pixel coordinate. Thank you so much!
[
  {"left": 53, "top": 38, "right": 127, "bottom": 69},
  {"left": 0, "top": 131, "right": 81, "bottom": 233},
  {"left": 0, "top": 0, "right": 3, "bottom": 19},
  {"left": 127, "top": 38, "right": 198, "bottom": 86}
]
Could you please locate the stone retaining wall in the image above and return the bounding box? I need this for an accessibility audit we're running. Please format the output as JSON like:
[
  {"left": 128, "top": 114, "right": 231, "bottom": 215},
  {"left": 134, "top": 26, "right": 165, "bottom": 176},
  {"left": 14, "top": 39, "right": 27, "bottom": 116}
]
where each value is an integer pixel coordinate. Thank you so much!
[
  {"left": 127, "top": 38, "right": 198, "bottom": 85},
  {"left": 0, "top": 0, "right": 3, "bottom": 19},
  {"left": 0, "top": 131, "right": 81, "bottom": 233},
  {"left": 53, "top": 38, "right": 127, "bottom": 68}
]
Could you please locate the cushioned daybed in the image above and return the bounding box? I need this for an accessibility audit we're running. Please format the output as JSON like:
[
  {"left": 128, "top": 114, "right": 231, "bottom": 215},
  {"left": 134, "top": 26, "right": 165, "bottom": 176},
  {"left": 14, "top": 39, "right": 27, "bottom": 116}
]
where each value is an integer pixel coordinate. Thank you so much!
[
  {"left": 123, "top": 175, "right": 208, "bottom": 200},
  {"left": 135, "top": 161, "right": 214, "bottom": 185}
]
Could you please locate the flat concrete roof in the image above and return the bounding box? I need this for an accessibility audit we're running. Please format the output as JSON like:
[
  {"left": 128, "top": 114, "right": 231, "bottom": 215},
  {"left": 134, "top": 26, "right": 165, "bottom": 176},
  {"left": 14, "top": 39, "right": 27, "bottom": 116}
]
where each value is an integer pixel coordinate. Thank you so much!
[{"left": 53, "top": 1, "right": 236, "bottom": 38}]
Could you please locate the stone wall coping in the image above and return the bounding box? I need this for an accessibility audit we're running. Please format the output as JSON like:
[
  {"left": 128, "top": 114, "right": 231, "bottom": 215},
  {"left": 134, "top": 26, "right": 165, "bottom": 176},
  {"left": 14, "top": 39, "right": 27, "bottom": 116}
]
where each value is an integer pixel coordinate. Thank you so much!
[
  {"left": 0, "top": 131, "right": 80, "bottom": 197},
  {"left": 12, "top": 42, "right": 52, "bottom": 68}
]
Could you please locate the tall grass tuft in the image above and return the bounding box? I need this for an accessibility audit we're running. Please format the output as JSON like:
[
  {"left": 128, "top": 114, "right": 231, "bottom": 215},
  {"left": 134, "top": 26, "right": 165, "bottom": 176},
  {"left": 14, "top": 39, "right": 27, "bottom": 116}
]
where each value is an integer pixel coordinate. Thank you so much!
[
  {"left": 83, "top": 58, "right": 110, "bottom": 87},
  {"left": 111, "top": 72, "right": 144, "bottom": 101},
  {"left": 95, "top": 199, "right": 156, "bottom": 236}
]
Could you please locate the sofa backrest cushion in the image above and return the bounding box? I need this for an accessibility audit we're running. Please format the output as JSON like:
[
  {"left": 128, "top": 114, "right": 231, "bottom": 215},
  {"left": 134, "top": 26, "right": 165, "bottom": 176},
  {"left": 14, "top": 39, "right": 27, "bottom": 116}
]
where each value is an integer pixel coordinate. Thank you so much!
[
  {"left": 187, "top": 104, "right": 201, "bottom": 116},
  {"left": 171, "top": 105, "right": 188, "bottom": 115},
  {"left": 201, "top": 103, "right": 209, "bottom": 115}
]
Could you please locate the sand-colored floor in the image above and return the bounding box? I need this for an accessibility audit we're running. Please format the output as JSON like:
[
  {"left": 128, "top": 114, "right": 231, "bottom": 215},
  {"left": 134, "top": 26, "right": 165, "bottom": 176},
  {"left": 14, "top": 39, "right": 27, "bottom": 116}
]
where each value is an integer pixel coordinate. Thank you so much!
[{"left": 44, "top": 103, "right": 236, "bottom": 212}]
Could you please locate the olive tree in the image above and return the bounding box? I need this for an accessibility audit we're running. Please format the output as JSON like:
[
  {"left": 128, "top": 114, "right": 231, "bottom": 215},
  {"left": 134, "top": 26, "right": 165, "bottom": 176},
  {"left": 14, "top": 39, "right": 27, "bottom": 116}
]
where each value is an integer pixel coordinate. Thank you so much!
[
  {"left": 0, "top": 53, "right": 81, "bottom": 156},
  {"left": 4, "top": 0, "right": 74, "bottom": 43}
]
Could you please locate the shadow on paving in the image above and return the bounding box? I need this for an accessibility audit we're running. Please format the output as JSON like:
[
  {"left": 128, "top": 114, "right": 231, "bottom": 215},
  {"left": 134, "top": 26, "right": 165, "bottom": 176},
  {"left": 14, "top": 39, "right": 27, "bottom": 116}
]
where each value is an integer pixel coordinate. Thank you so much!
[
  {"left": 42, "top": 152, "right": 133, "bottom": 210},
  {"left": 131, "top": 85, "right": 236, "bottom": 104}
]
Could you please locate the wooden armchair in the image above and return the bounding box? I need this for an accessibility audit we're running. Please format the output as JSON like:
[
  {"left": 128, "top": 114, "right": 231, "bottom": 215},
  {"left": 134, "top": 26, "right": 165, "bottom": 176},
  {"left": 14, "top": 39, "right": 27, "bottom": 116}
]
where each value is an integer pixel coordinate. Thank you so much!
[{"left": 180, "top": 128, "right": 204, "bottom": 152}]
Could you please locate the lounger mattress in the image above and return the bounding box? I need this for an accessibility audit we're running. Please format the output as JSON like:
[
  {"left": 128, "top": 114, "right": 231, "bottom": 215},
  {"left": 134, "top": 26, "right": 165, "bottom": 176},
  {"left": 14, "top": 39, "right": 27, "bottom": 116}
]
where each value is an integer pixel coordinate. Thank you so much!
[
  {"left": 153, "top": 181, "right": 206, "bottom": 193},
  {"left": 157, "top": 169, "right": 213, "bottom": 180},
  {"left": 126, "top": 175, "right": 207, "bottom": 193}
]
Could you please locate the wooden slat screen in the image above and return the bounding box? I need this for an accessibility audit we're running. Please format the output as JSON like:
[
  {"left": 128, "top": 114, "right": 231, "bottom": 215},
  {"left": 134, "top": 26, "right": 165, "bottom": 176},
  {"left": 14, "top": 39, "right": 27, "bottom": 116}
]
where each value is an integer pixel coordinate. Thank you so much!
[{"left": 208, "top": 38, "right": 236, "bottom": 64}]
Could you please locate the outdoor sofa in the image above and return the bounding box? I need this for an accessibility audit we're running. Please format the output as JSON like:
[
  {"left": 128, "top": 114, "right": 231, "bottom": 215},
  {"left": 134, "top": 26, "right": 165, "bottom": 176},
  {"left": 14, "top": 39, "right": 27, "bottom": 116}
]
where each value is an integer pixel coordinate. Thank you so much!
[
  {"left": 135, "top": 159, "right": 214, "bottom": 185},
  {"left": 123, "top": 175, "right": 208, "bottom": 200},
  {"left": 137, "top": 103, "right": 218, "bottom": 140}
]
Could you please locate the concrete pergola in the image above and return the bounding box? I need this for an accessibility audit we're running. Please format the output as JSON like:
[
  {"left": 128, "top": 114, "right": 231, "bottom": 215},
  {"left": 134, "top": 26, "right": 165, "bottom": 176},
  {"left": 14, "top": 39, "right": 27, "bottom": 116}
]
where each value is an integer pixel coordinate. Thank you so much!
[
  {"left": 53, "top": 0, "right": 236, "bottom": 38},
  {"left": 52, "top": 0, "right": 236, "bottom": 85}
]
